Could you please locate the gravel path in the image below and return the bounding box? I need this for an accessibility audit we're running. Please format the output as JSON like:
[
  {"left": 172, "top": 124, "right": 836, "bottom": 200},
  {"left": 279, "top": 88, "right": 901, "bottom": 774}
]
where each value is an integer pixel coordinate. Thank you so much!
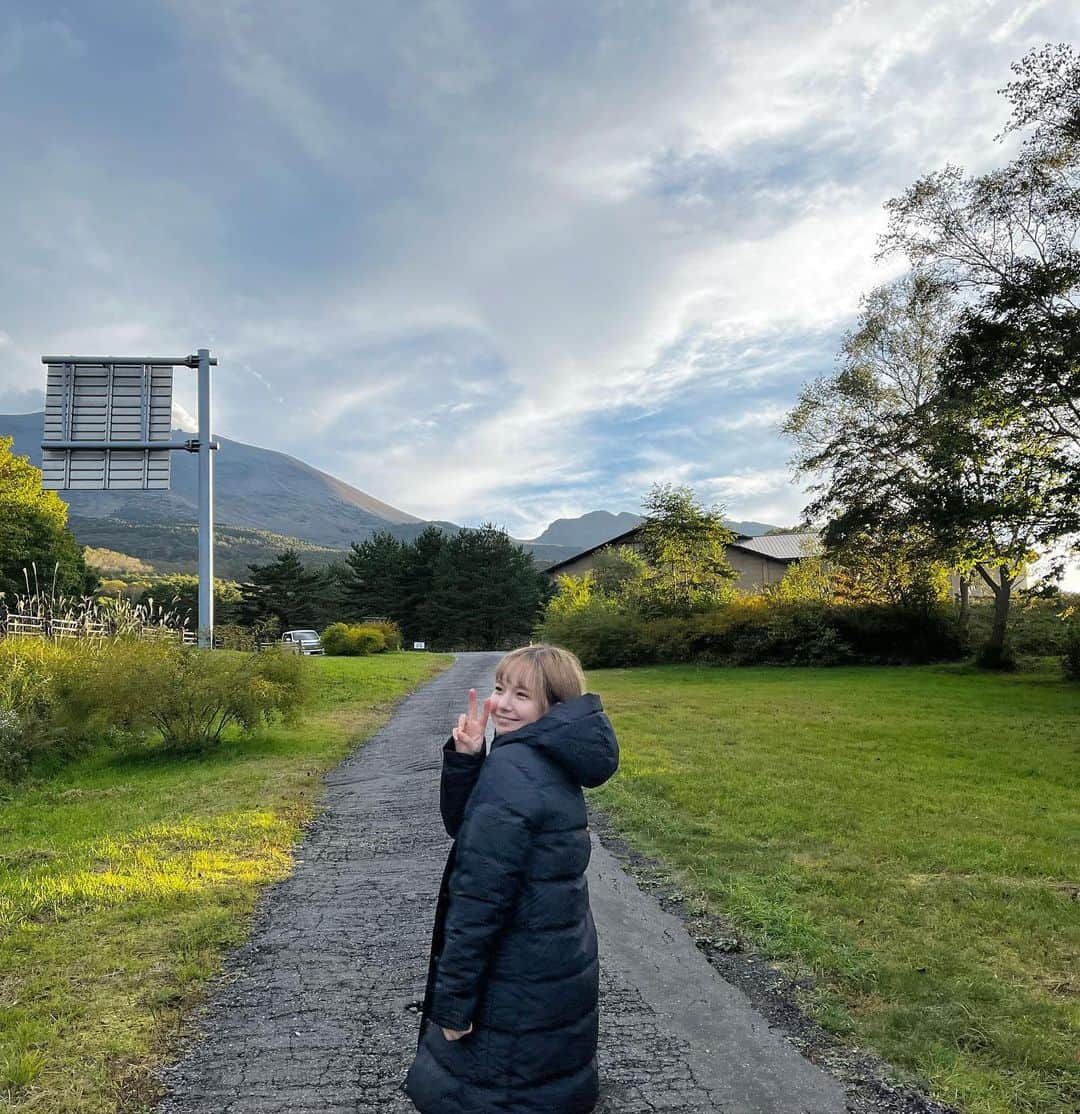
[{"left": 158, "top": 653, "right": 950, "bottom": 1113}]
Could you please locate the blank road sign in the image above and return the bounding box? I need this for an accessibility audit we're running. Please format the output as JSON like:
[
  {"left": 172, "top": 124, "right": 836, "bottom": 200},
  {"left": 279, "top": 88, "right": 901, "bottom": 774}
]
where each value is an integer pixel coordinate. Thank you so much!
[{"left": 42, "top": 362, "right": 174, "bottom": 489}]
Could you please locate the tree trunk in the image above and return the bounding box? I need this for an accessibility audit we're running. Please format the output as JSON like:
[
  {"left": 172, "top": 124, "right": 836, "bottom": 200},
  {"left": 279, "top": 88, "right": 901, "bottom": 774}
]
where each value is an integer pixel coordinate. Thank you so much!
[
  {"left": 957, "top": 576, "right": 970, "bottom": 633},
  {"left": 990, "top": 569, "right": 1013, "bottom": 654},
  {"left": 975, "top": 564, "right": 1014, "bottom": 664}
]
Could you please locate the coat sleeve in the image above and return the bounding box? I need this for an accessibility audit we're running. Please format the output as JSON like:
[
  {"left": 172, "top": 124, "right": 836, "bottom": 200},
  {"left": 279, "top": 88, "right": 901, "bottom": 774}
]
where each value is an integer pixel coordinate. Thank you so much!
[
  {"left": 440, "top": 736, "right": 487, "bottom": 839},
  {"left": 428, "top": 752, "right": 535, "bottom": 1031}
]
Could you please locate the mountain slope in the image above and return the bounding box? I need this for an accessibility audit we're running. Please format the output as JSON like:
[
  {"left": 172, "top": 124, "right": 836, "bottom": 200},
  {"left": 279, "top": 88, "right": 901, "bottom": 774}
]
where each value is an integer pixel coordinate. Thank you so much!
[{"left": 3, "top": 411, "right": 420, "bottom": 548}]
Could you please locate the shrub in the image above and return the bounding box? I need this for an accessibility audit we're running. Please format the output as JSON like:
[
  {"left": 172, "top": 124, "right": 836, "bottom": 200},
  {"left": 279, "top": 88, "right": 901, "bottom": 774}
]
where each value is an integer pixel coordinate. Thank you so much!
[
  {"left": 974, "top": 640, "right": 1018, "bottom": 672},
  {"left": 320, "top": 623, "right": 387, "bottom": 656},
  {"left": 539, "top": 592, "right": 964, "bottom": 669},
  {"left": 1060, "top": 624, "right": 1080, "bottom": 681},
  {"left": 0, "top": 637, "right": 83, "bottom": 779},
  {"left": 97, "top": 642, "right": 312, "bottom": 751},
  {"left": 540, "top": 600, "right": 647, "bottom": 669},
  {"left": 367, "top": 619, "right": 402, "bottom": 651}
]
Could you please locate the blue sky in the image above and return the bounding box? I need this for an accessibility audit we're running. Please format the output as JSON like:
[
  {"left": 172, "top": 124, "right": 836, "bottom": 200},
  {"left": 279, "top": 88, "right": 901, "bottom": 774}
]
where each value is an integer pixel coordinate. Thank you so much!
[{"left": 2, "top": 1, "right": 1078, "bottom": 572}]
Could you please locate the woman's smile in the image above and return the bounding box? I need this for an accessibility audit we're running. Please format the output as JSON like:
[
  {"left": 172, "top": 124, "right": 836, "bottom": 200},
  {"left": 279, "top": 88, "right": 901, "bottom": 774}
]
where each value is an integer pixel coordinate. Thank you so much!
[{"left": 489, "top": 677, "right": 543, "bottom": 734}]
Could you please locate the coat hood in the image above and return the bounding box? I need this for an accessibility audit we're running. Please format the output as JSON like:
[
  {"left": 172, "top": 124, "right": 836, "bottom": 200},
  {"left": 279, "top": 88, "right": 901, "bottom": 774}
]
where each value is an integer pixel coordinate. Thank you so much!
[{"left": 491, "top": 693, "right": 619, "bottom": 789}]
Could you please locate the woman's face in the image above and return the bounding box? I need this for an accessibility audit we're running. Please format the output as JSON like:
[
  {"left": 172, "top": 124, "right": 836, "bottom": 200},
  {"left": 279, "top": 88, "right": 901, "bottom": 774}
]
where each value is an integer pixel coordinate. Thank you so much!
[{"left": 489, "top": 671, "right": 545, "bottom": 735}]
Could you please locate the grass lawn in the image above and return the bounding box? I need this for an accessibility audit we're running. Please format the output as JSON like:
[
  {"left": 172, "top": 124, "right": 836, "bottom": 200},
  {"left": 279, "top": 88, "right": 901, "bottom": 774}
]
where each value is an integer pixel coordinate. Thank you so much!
[
  {"left": 589, "top": 660, "right": 1080, "bottom": 1114},
  {"left": 0, "top": 652, "right": 451, "bottom": 1114}
]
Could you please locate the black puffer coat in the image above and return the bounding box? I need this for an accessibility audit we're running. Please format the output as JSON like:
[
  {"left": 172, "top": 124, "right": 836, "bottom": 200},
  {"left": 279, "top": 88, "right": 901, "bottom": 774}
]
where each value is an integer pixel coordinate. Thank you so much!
[{"left": 403, "top": 693, "right": 619, "bottom": 1114}]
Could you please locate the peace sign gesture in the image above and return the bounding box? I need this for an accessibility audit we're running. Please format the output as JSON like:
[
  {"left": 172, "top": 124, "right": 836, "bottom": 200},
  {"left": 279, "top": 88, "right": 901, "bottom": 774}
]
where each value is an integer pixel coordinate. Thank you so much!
[{"left": 452, "top": 688, "right": 491, "bottom": 755}]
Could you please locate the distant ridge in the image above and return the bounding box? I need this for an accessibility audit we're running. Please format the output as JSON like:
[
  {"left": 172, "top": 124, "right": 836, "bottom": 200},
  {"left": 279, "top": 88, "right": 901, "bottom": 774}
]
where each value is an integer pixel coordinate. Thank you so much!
[{"left": 528, "top": 511, "right": 644, "bottom": 549}]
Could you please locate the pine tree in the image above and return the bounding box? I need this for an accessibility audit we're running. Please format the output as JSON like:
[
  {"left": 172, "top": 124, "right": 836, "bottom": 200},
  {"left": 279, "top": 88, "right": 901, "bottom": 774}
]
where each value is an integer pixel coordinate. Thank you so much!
[{"left": 237, "top": 549, "right": 323, "bottom": 632}]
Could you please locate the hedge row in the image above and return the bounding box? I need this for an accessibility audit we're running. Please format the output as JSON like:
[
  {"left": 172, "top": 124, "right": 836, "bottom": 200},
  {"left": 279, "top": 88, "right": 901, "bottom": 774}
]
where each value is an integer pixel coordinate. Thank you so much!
[{"left": 539, "top": 597, "right": 965, "bottom": 670}]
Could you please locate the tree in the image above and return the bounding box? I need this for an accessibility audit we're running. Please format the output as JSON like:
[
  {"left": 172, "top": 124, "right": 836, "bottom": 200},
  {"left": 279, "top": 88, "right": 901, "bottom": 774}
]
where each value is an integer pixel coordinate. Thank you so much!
[
  {"left": 869, "top": 43, "right": 1080, "bottom": 655},
  {"left": 783, "top": 271, "right": 1060, "bottom": 657},
  {"left": 399, "top": 525, "right": 448, "bottom": 640},
  {"left": 136, "top": 575, "right": 242, "bottom": 627},
  {"left": 0, "top": 436, "right": 94, "bottom": 602},
  {"left": 417, "top": 526, "right": 549, "bottom": 649},
  {"left": 591, "top": 546, "right": 649, "bottom": 600},
  {"left": 784, "top": 272, "right": 966, "bottom": 594},
  {"left": 637, "top": 484, "right": 737, "bottom": 616},
  {"left": 343, "top": 532, "right": 410, "bottom": 622},
  {"left": 237, "top": 549, "right": 323, "bottom": 632}
]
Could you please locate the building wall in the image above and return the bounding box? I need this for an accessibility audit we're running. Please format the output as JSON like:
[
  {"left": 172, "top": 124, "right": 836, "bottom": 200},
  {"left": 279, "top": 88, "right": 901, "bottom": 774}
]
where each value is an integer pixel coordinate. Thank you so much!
[
  {"left": 726, "top": 548, "right": 791, "bottom": 592},
  {"left": 548, "top": 540, "right": 789, "bottom": 592}
]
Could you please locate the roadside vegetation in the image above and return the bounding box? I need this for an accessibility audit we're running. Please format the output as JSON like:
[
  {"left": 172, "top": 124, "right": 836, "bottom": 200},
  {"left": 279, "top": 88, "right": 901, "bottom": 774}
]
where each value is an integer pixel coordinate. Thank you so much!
[
  {"left": 0, "top": 652, "right": 451, "bottom": 1114},
  {"left": 541, "top": 483, "right": 1079, "bottom": 678},
  {"left": 590, "top": 661, "right": 1080, "bottom": 1114}
]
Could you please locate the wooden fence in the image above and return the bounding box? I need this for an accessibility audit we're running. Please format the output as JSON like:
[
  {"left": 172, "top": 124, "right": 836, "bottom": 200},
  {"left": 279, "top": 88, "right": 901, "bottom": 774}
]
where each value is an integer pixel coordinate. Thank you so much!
[{"left": 0, "top": 613, "right": 197, "bottom": 645}]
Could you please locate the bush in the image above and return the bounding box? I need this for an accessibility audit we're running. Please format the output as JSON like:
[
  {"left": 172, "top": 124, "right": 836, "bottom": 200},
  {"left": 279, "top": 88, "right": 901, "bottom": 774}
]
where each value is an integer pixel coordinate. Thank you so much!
[
  {"left": 320, "top": 622, "right": 387, "bottom": 656},
  {"left": 367, "top": 619, "right": 402, "bottom": 652},
  {"left": 0, "top": 637, "right": 87, "bottom": 780},
  {"left": 974, "top": 640, "right": 1018, "bottom": 672},
  {"left": 540, "top": 601, "right": 647, "bottom": 669},
  {"left": 538, "top": 594, "right": 963, "bottom": 669},
  {"left": 1060, "top": 624, "right": 1080, "bottom": 681},
  {"left": 96, "top": 642, "right": 311, "bottom": 751}
]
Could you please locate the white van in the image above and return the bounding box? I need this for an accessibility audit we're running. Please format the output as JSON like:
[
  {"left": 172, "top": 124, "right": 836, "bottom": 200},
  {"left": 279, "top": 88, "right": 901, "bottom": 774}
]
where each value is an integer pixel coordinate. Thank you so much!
[{"left": 281, "top": 629, "right": 325, "bottom": 655}]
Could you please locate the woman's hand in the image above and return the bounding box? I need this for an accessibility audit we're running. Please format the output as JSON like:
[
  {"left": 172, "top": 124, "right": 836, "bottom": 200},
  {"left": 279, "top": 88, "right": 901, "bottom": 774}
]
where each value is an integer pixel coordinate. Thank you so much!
[
  {"left": 441, "top": 1022, "right": 473, "bottom": 1041},
  {"left": 452, "top": 688, "right": 491, "bottom": 755}
]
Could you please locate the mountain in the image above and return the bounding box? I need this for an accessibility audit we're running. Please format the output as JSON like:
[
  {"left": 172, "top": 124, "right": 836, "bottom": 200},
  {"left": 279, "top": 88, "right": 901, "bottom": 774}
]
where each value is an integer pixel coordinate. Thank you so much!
[
  {"left": 528, "top": 511, "right": 643, "bottom": 549},
  {"left": 3, "top": 411, "right": 421, "bottom": 549},
  {"left": 526, "top": 510, "right": 778, "bottom": 553}
]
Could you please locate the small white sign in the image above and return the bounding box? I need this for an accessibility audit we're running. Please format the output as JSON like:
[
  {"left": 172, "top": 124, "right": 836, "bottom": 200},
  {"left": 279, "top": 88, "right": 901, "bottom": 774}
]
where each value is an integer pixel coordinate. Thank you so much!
[{"left": 413, "top": 641, "right": 426, "bottom": 650}]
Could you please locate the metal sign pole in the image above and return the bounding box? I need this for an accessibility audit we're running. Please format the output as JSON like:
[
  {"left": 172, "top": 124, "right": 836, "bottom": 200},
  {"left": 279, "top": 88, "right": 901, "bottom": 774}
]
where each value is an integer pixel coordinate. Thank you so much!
[{"left": 197, "top": 348, "right": 215, "bottom": 648}]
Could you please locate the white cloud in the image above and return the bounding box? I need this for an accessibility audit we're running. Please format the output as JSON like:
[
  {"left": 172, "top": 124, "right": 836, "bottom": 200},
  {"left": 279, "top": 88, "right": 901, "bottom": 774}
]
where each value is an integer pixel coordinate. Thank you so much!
[{"left": 2, "top": 0, "right": 1077, "bottom": 538}]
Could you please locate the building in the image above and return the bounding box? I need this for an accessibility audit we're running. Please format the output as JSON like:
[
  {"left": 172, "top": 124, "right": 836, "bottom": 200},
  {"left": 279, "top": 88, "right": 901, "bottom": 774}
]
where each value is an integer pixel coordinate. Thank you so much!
[
  {"left": 542, "top": 528, "right": 1023, "bottom": 597},
  {"left": 542, "top": 527, "right": 819, "bottom": 593}
]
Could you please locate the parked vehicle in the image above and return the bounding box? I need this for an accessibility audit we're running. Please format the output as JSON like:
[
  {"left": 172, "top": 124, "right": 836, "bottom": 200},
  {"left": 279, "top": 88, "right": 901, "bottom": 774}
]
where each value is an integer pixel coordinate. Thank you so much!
[{"left": 281, "top": 629, "right": 325, "bottom": 655}]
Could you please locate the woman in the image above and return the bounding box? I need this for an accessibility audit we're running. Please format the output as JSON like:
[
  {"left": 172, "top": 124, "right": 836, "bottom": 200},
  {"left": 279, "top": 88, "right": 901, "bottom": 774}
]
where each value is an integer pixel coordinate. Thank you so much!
[{"left": 403, "top": 644, "right": 620, "bottom": 1113}]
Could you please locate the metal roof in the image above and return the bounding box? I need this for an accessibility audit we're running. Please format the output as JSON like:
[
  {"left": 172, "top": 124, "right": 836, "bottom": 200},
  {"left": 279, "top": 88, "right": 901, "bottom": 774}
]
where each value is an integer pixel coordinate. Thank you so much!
[{"left": 728, "top": 532, "right": 820, "bottom": 561}]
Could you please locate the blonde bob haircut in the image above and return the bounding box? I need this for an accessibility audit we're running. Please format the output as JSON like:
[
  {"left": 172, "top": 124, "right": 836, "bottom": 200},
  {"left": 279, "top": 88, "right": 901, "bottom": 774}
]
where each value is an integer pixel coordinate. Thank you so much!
[{"left": 496, "top": 644, "right": 586, "bottom": 716}]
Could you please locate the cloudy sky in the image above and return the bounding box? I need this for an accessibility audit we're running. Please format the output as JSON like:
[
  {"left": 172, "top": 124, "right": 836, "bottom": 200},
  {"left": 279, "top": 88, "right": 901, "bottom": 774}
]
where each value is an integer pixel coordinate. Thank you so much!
[{"left": 2, "top": 1, "right": 1078, "bottom": 558}]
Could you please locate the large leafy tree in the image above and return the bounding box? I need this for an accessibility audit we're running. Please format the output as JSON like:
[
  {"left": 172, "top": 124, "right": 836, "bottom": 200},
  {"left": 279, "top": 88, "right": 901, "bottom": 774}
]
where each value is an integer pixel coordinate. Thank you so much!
[
  {"left": 877, "top": 42, "right": 1080, "bottom": 573},
  {"left": 784, "top": 270, "right": 1073, "bottom": 658},
  {"left": 788, "top": 45, "right": 1080, "bottom": 662},
  {"left": 0, "top": 435, "right": 94, "bottom": 602},
  {"left": 636, "top": 483, "right": 737, "bottom": 616},
  {"left": 784, "top": 273, "right": 964, "bottom": 595}
]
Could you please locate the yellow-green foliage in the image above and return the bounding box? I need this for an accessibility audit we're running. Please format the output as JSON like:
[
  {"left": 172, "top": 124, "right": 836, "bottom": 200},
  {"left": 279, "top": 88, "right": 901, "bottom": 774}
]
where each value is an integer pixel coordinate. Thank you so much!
[
  {"left": 366, "top": 619, "right": 402, "bottom": 651},
  {"left": 547, "top": 572, "right": 599, "bottom": 617},
  {"left": 83, "top": 547, "right": 154, "bottom": 576},
  {"left": 0, "top": 638, "right": 313, "bottom": 774},
  {"left": 320, "top": 622, "right": 387, "bottom": 655},
  {"left": 90, "top": 643, "right": 313, "bottom": 751},
  {"left": 0, "top": 638, "right": 93, "bottom": 779}
]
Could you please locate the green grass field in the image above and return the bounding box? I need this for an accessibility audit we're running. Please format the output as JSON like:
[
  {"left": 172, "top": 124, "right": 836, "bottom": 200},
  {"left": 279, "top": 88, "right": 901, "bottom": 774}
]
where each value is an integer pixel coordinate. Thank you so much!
[
  {"left": 588, "top": 661, "right": 1080, "bottom": 1114},
  {"left": 0, "top": 652, "right": 451, "bottom": 1114}
]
